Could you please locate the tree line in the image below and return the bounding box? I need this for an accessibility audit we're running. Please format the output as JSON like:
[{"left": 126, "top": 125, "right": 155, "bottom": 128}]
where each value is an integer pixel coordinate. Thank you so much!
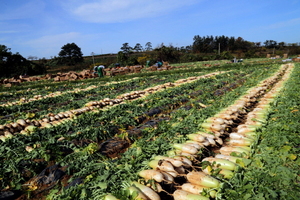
[
  {"left": 1, "top": 35, "right": 300, "bottom": 78},
  {"left": 0, "top": 45, "right": 46, "bottom": 78}
]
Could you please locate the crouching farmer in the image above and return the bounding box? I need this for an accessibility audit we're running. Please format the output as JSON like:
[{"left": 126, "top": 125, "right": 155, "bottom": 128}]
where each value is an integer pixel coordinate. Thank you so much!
[{"left": 97, "top": 65, "right": 105, "bottom": 78}]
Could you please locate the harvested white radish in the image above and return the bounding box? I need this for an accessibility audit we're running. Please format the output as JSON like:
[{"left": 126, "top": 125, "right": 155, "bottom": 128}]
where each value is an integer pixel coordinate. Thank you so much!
[
  {"left": 138, "top": 169, "right": 164, "bottom": 182},
  {"left": 186, "top": 171, "right": 220, "bottom": 188},
  {"left": 187, "top": 134, "right": 205, "bottom": 142},
  {"left": 173, "top": 189, "right": 209, "bottom": 200},
  {"left": 154, "top": 156, "right": 183, "bottom": 167},
  {"left": 104, "top": 194, "right": 118, "bottom": 200},
  {"left": 161, "top": 171, "right": 174, "bottom": 182},
  {"left": 128, "top": 185, "right": 149, "bottom": 200},
  {"left": 181, "top": 183, "right": 216, "bottom": 198},
  {"left": 202, "top": 165, "right": 234, "bottom": 179},
  {"left": 173, "top": 156, "right": 193, "bottom": 167},
  {"left": 132, "top": 182, "right": 161, "bottom": 200},
  {"left": 228, "top": 138, "right": 253, "bottom": 147},
  {"left": 202, "top": 157, "right": 237, "bottom": 171},
  {"left": 148, "top": 160, "right": 177, "bottom": 175},
  {"left": 173, "top": 143, "right": 198, "bottom": 155}
]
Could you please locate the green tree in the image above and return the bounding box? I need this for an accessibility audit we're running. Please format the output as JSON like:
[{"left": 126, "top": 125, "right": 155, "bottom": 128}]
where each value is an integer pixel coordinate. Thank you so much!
[
  {"left": 145, "top": 42, "right": 152, "bottom": 51},
  {"left": 154, "top": 44, "right": 180, "bottom": 63},
  {"left": 133, "top": 43, "right": 143, "bottom": 52},
  {"left": 0, "top": 45, "right": 13, "bottom": 77},
  {"left": 120, "top": 43, "right": 133, "bottom": 55},
  {"left": 58, "top": 43, "right": 83, "bottom": 65},
  {"left": 263, "top": 40, "right": 277, "bottom": 49},
  {"left": 0, "top": 44, "right": 46, "bottom": 77},
  {"left": 117, "top": 51, "right": 128, "bottom": 66}
]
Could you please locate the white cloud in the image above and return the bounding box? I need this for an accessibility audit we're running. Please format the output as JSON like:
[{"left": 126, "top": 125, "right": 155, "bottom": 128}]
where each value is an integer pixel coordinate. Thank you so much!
[{"left": 66, "top": 0, "right": 198, "bottom": 23}]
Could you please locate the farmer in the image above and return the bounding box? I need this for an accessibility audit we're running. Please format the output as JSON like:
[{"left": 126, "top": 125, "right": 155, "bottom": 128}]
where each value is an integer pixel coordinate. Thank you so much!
[
  {"left": 97, "top": 65, "right": 105, "bottom": 77},
  {"left": 93, "top": 65, "right": 98, "bottom": 75},
  {"left": 156, "top": 59, "right": 163, "bottom": 68}
]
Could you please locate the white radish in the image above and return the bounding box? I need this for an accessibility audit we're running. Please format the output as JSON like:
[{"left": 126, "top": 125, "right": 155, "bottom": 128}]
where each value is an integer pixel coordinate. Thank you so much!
[
  {"left": 132, "top": 182, "right": 161, "bottom": 200},
  {"left": 186, "top": 171, "right": 220, "bottom": 188},
  {"left": 173, "top": 189, "right": 209, "bottom": 200},
  {"left": 228, "top": 138, "right": 253, "bottom": 147},
  {"left": 202, "top": 165, "right": 234, "bottom": 179},
  {"left": 206, "top": 138, "right": 216, "bottom": 146},
  {"left": 187, "top": 134, "right": 205, "bottom": 142},
  {"left": 148, "top": 160, "right": 177, "bottom": 175},
  {"left": 174, "top": 166, "right": 185, "bottom": 174},
  {"left": 138, "top": 169, "right": 164, "bottom": 182},
  {"left": 173, "top": 144, "right": 198, "bottom": 155},
  {"left": 181, "top": 183, "right": 216, "bottom": 198},
  {"left": 161, "top": 171, "right": 174, "bottom": 182},
  {"left": 202, "top": 157, "right": 237, "bottom": 171},
  {"left": 173, "top": 156, "right": 193, "bottom": 167},
  {"left": 184, "top": 142, "right": 202, "bottom": 150},
  {"left": 154, "top": 156, "right": 183, "bottom": 167},
  {"left": 128, "top": 186, "right": 149, "bottom": 200}
]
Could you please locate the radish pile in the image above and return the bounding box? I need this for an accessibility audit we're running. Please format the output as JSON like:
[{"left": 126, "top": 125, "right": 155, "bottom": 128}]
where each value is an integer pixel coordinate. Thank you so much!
[{"left": 121, "top": 63, "right": 294, "bottom": 200}]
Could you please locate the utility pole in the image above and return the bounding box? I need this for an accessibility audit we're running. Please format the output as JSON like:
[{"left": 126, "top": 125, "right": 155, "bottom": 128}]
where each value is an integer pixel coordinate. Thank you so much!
[{"left": 218, "top": 43, "right": 220, "bottom": 55}]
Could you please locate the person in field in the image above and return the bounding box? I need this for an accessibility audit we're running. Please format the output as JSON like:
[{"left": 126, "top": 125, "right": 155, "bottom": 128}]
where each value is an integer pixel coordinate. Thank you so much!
[
  {"left": 93, "top": 65, "right": 98, "bottom": 75},
  {"left": 97, "top": 65, "right": 105, "bottom": 77}
]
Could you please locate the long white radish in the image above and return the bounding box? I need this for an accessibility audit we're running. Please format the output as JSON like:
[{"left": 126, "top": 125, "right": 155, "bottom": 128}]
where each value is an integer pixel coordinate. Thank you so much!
[
  {"left": 138, "top": 169, "right": 164, "bottom": 182},
  {"left": 128, "top": 186, "right": 149, "bottom": 200},
  {"left": 228, "top": 138, "right": 253, "bottom": 147},
  {"left": 104, "top": 194, "right": 119, "bottom": 200},
  {"left": 167, "top": 150, "right": 196, "bottom": 160},
  {"left": 187, "top": 134, "right": 205, "bottom": 142},
  {"left": 132, "top": 182, "right": 161, "bottom": 200},
  {"left": 173, "top": 156, "right": 193, "bottom": 167},
  {"left": 148, "top": 160, "right": 177, "bottom": 175},
  {"left": 173, "top": 143, "right": 198, "bottom": 155},
  {"left": 237, "top": 127, "right": 256, "bottom": 134},
  {"left": 229, "top": 132, "right": 255, "bottom": 140},
  {"left": 181, "top": 183, "right": 216, "bottom": 198},
  {"left": 151, "top": 183, "right": 163, "bottom": 193},
  {"left": 215, "top": 154, "right": 249, "bottom": 166},
  {"left": 202, "top": 165, "right": 234, "bottom": 179},
  {"left": 206, "top": 137, "right": 216, "bottom": 146},
  {"left": 166, "top": 171, "right": 178, "bottom": 178},
  {"left": 215, "top": 137, "right": 223, "bottom": 145},
  {"left": 173, "top": 189, "right": 210, "bottom": 200},
  {"left": 185, "top": 140, "right": 205, "bottom": 148},
  {"left": 183, "top": 142, "right": 202, "bottom": 150},
  {"left": 174, "top": 166, "right": 185, "bottom": 174},
  {"left": 194, "top": 131, "right": 215, "bottom": 139},
  {"left": 161, "top": 171, "right": 174, "bottom": 182},
  {"left": 186, "top": 171, "right": 220, "bottom": 188},
  {"left": 154, "top": 156, "right": 183, "bottom": 167},
  {"left": 202, "top": 157, "right": 237, "bottom": 171},
  {"left": 219, "top": 146, "right": 250, "bottom": 157}
]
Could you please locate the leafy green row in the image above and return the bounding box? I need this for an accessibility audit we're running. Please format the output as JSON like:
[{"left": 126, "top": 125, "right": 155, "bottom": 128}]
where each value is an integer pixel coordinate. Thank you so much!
[{"left": 218, "top": 63, "right": 300, "bottom": 200}]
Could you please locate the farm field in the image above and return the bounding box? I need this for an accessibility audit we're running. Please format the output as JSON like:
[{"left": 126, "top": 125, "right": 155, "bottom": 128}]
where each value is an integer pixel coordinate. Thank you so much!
[{"left": 0, "top": 60, "right": 299, "bottom": 200}]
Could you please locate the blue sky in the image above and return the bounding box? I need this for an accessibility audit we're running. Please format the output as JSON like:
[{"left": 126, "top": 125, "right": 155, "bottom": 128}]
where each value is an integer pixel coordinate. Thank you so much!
[{"left": 1, "top": 0, "right": 300, "bottom": 59}]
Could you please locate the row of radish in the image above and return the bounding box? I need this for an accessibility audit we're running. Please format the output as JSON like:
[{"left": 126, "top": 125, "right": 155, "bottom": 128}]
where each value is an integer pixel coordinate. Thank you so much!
[
  {"left": 0, "top": 77, "right": 141, "bottom": 108},
  {"left": 113, "top": 63, "right": 293, "bottom": 200},
  {"left": 0, "top": 85, "right": 98, "bottom": 107},
  {"left": 0, "top": 71, "right": 227, "bottom": 143}
]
